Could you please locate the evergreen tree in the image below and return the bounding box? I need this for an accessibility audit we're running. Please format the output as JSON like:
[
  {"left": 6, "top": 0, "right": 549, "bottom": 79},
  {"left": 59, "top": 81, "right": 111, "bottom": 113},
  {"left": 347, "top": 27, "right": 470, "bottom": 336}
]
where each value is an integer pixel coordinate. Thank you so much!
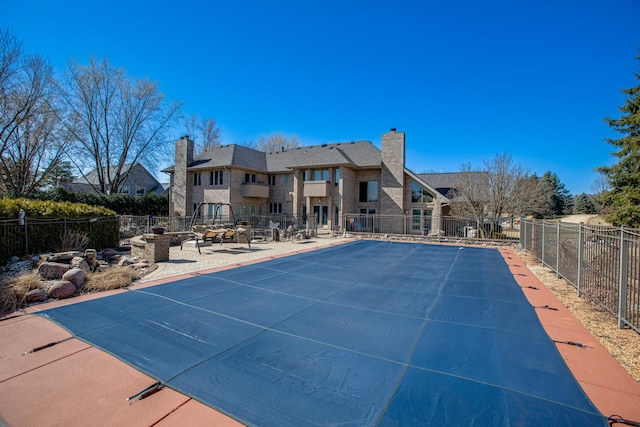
[
  {"left": 541, "top": 171, "right": 573, "bottom": 216},
  {"left": 573, "top": 193, "right": 596, "bottom": 214},
  {"left": 597, "top": 55, "right": 640, "bottom": 227}
]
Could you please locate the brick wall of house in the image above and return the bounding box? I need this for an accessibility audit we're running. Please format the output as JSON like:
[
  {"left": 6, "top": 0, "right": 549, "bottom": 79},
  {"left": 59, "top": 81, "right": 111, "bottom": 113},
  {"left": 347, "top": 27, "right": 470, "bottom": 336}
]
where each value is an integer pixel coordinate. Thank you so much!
[
  {"left": 269, "top": 173, "right": 294, "bottom": 215},
  {"left": 340, "top": 167, "right": 357, "bottom": 215}
]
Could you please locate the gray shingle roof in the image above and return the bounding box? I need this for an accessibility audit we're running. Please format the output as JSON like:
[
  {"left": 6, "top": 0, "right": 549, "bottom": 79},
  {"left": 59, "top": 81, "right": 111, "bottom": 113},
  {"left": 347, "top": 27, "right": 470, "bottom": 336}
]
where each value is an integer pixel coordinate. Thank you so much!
[
  {"left": 418, "top": 172, "right": 488, "bottom": 198},
  {"left": 187, "top": 145, "right": 268, "bottom": 171},
  {"left": 164, "top": 141, "right": 381, "bottom": 173},
  {"left": 267, "top": 141, "right": 380, "bottom": 172}
]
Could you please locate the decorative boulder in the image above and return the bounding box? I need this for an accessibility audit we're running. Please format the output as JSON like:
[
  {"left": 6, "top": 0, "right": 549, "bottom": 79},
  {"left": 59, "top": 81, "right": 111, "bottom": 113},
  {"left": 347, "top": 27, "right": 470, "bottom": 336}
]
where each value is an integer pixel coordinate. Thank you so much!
[
  {"left": 62, "top": 267, "right": 86, "bottom": 289},
  {"left": 70, "top": 257, "right": 91, "bottom": 274},
  {"left": 25, "top": 289, "right": 48, "bottom": 303},
  {"left": 46, "top": 251, "right": 83, "bottom": 263},
  {"left": 47, "top": 280, "right": 76, "bottom": 299},
  {"left": 84, "top": 249, "right": 99, "bottom": 270},
  {"left": 38, "top": 262, "right": 71, "bottom": 280},
  {"left": 100, "top": 248, "right": 118, "bottom": 258},
  {"left": 118, "top": 256, "right": 138, "bottom": 267}
]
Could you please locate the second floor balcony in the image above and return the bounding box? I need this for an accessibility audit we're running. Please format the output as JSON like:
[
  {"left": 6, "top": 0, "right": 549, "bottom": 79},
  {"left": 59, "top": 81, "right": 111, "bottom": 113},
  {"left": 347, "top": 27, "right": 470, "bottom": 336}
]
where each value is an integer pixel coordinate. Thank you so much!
[
  {"left": 241, "top": 182, "right": 269, "bottom": 198},
  {"left": 303, "top": 180, "right": 331, "bottom": 198}
]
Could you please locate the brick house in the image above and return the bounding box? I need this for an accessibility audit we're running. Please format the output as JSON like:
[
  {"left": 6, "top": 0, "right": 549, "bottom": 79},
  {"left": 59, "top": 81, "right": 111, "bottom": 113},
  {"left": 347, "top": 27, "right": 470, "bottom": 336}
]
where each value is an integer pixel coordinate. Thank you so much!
[
  {"left": 62, "top": 163, "right": 167, "bottom": 196},
  {"left": 163, "top": 129, "right": 454, "bottom": 234}
]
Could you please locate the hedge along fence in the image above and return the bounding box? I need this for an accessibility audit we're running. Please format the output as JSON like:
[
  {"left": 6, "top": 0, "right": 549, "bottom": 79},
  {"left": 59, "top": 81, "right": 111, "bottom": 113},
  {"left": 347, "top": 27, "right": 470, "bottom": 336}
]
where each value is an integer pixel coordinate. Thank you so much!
[{"left": 0, "top": 198, "right": 118, "bottom": 264}]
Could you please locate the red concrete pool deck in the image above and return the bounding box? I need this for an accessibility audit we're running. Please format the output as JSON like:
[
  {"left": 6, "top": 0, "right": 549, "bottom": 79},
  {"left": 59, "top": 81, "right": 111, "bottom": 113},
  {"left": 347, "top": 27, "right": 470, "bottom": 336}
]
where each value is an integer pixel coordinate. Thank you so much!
[
  {"left": 499, "top": 247, "right": 640, "bottom": 423},
  {"left": 0, "top": 244, "right": 638, "bottom": 426}
]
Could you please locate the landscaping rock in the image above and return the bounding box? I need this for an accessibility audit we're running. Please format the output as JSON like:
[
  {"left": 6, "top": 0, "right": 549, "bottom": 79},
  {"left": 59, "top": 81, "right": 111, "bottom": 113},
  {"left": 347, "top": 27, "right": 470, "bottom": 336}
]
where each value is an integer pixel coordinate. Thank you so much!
[
  {"left": 45, "top": 251, "right": 83, "bottom": 263},
  {"left": 118, "top": 256, "right": 138, "bottom": 267},
  {"left": 129, "top": 262, "right": 150, "bottom": 269},
  {"left": 62, "top": 268, "right": 86, "bottom": 289},
  {"left": 70, "top": 257, "right": 91, "bottom": 273},
  {"left": 100, "top": 248, "right": 118, "bottom": 258},
  {"left": 47, "top": 280, "right": 76, "bottom": 299},
  {"left": 84, "top": 249, "right": 98, "bottom": 270},
  {"left": 37, "top": 262, "right": 70, "bottom": 280},
  {"left": 3, "top": 259, "right": 38, "bottom": 277},
  {"left": 25, "top": 289, "right": 48, "bottom": 303}
]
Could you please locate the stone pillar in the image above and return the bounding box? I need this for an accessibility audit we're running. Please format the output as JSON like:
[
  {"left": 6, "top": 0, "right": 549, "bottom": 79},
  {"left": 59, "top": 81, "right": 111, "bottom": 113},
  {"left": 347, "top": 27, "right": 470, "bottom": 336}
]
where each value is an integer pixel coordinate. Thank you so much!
[
  {"left": 141, "top": 233, "right": 170, "bottom": 263},
  {"left": 171, "top": 136, "right": 194, "bottom": 217}
]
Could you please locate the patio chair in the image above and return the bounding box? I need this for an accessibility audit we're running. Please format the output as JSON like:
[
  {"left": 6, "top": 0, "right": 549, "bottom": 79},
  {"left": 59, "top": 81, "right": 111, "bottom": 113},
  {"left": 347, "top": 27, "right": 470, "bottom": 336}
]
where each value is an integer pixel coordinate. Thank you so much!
[
  {"left": 217, "top": 225, "right": 251, "bottom": 248},
  {"left": 180, "top": 226, "right": 224, "bottom": 255}
]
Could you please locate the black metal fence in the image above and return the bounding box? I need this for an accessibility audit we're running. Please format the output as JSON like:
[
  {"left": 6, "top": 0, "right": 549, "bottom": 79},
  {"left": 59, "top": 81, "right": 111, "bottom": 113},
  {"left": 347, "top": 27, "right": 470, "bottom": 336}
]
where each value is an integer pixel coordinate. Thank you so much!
[
  {"left": 520, "top": 219, "right": 640, "bottom": 332},
  {"left": 342, "top": 214, "right": 520, "bottom": 241},
  {"left": 0, "top": 216, "right": 119, "bottom": 264}
]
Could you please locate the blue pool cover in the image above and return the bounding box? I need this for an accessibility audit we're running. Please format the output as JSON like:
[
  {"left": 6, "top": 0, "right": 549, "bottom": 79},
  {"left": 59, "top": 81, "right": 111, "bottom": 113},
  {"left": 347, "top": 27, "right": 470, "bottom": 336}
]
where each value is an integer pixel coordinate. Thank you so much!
[{"left": 39, "top": 240, "right": 606, "bottom": 426}]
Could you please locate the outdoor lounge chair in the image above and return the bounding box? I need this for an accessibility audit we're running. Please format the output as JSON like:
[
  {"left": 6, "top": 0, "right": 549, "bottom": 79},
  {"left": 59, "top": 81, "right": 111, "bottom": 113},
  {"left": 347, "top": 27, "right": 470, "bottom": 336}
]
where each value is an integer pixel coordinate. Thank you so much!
[
  {"left": 180, "top": 226, "right": 223, "bottom": 254},
  {"left": 216, "top": 226, "right": 251, "bottom": 248}
]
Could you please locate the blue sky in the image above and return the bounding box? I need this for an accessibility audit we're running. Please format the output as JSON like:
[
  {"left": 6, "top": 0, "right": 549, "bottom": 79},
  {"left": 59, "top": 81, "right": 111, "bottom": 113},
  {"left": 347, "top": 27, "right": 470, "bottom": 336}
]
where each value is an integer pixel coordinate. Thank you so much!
[{"left": 3, "top": 0, "right": 639, "bottom": 194}]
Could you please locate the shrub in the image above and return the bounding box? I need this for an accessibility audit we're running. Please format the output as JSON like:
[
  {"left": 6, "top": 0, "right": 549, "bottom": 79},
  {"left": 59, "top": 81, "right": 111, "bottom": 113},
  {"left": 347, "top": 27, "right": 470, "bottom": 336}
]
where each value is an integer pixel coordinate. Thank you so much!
[
  {"left": 83, "top": 268, "right": 139, "bottom": 293},
  {"left": 0, "top": 271, "right": 44, "bottom": 313}
]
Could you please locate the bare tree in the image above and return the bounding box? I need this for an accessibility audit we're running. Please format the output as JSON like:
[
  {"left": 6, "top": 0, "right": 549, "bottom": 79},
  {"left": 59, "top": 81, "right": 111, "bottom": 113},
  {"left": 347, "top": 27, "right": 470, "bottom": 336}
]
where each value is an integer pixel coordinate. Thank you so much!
[
  {"left": 451, "top": 153, "right": 545, "bottom": 237},
  {"left": 248, "top": 133, "right": 300, "bottom": 152},
  {"left": 0, "top": 29, "right": 69, "bottom": 196},
  {"left": 56, "top": 56, "right": 181, "bottom": 194},
  {"left": 184, "top": 114, "right": 222, "bottom": 153}
]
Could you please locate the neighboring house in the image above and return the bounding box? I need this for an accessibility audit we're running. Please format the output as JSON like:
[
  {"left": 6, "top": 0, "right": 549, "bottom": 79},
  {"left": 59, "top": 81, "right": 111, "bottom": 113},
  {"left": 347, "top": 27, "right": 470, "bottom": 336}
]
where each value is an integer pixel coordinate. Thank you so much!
[
  {"left": 417, "top": 171, "right": 490, "bottom": 200},
  {"left": 164, "top": 130, "right": 466, "bottom": 234},
  {"left": 61, "top": 163, "right": 166, "bottom": 196}
]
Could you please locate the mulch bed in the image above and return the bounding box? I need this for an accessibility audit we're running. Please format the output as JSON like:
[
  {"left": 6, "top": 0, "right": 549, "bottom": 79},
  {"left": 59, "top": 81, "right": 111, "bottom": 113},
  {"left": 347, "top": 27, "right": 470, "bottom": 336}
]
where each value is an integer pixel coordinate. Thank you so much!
[{"left": 517, "top": 250, "right": 640, "bottom": 383}]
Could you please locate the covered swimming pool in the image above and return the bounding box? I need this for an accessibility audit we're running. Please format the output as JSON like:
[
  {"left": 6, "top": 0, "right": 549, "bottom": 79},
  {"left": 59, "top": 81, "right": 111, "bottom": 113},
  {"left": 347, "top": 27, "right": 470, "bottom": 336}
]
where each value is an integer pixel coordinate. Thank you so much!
[{"left": 38, "top": 240, "right": 606, "bottom": 426}]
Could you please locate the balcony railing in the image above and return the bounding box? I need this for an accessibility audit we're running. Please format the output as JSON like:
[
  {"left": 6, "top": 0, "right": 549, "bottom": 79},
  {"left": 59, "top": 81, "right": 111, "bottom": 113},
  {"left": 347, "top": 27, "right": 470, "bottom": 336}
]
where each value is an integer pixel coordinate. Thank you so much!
[
  {"left": 303, "top": 180, "right": 331, "bottom": 197},
  {"left": 241, "top": 182, "right": 269, "bottom": 198}
]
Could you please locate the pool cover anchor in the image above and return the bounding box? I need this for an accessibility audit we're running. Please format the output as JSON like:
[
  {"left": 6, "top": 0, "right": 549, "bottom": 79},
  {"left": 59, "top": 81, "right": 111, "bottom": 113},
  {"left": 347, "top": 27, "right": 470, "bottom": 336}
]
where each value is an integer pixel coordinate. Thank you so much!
[
  {"left": 21, "top": 337, "right": 73, "bottom": 355},
  {"left": 534, "top": 304, "right": 559, "bottom": 311},
  {"left": 126, "top": 381, "right": 164, "bottom": 405},
  {"left": 608, "top": 414, "right": 640, "bottom": 426},
  {"left": 553, "top": 340, "right": 592, "bottom": 350},
  {"left": 1, "top": 309, "right": 27, "bottom": 322}
]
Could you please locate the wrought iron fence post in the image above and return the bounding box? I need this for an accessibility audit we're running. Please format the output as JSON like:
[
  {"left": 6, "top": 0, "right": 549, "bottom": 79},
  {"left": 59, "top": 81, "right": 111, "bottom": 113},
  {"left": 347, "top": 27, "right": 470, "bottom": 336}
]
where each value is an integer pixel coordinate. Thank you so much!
[
  {"left": 618, "top": 226, "right": 629, "bottom": 329},
  {"left": 556, "top": 221, "right": 561, "bottom": 278},
  {"left": 24, "top": 217, "right": 28, "bottom": 255},
  {"left": 577, "top": 222, "right": 584, "bottom": 297},
  {"left": 540, "top": 219, "right": 546, "bottom": 265}
]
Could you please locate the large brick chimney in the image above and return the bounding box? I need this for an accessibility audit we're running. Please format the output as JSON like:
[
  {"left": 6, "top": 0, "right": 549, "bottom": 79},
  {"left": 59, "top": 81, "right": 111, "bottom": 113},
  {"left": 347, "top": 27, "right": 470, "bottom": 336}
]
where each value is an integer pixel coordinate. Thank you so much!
[
  {"left": 380, "top": 129, "right": 405, "bottom": 215},
  {"left": 170, "top": 135, "right": 194, "bottom": 217}
]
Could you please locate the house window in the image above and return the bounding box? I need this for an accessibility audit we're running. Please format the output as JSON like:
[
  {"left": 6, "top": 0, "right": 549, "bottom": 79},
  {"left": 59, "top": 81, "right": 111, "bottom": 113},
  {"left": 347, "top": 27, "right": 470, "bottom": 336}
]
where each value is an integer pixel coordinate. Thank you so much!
[
  {"left": 411, "top": 181, "right": 434, "bottom": 203},
  {"left": 240, "top": 204, "right": 256, "bottom": 217},
  {"left": 119, "top": 186, "right": 130, "bottom": 195},
  {"left": 209, "top": 170, "right": 223, "bottom": 186},
  {"left": 208, "top": 203, "right": 222, "bottom": 219},
  {"left": 268, "top": 175, "right": 276, "bottom": 185},
  {"left": 335, "top": 168, "right": 340, "bottom": 186},
  {"left": 283, "top": 174, "right": 289, "bottom": 184},
  {"left": 136, "top": 186, "right": 145, "bottom": 195},
  {"left": 313, "top": 169, "right": 329, "bottom": 181},
  {"left": 412, "top": 209, "right": 432, "bottom": 234},
  {"left": 302, "top": 171, "right": 308, "bottom": 181},
  {"left": 244, "top": 173, "right": 256, "bottom": 183},
  {"left": 268, "top": 202, "right": 282, "bottom": 214},
  {"left": 193, "top": 172, "right": 202, "bottom": 186},
  {"left": 359, "top": 181, "right": 378, "bottom": 203}
]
